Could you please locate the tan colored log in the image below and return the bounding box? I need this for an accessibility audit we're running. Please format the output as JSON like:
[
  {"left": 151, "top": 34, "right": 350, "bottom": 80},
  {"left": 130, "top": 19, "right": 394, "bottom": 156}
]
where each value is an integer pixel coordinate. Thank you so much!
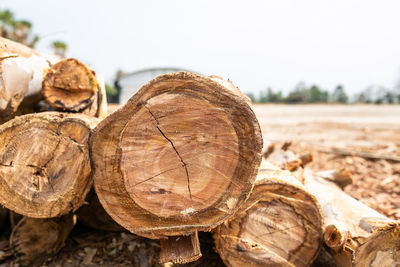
[
  {"left": 42, "top": 58, "right": 107, "bottom": 118},
  {"left": 0, "top": 37, "right": 57, "bottom": 121},
  {"left": 159, "top": 232, "right": 202, "bottom": 264},
  {"left": 91, "top": 72, "right": 263, "bottom": 240},
  {"left": 303, "top": 169, "right": 400, "bottom": 267},
  {"left": 77, "top": 190, "right": 124, "bottom": 232},
  {"left": 213, "top": 161, "right": 323, "bottom": 267},
  {"left": 10, "top": 215, "right": 75, "bottom": 266},
  {"left": 0, "top": 112, "right": 98, "bottom": 218}
]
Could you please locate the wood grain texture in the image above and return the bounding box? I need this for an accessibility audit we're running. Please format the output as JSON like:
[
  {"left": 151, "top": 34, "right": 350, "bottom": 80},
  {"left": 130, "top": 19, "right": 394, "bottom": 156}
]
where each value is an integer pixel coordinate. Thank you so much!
[
  {"left": 0, "top": 112, "right": 98, "bottom": 218},
  {"left": 91, "top": 72, "right": 263, "bottom": 238},
  {"left": 214, "top": 161, "right": 323, "bottom": 267},
  {"left": 303, "top": 169, "right": 400, "bottom": 267},
  {"left": 159, "top": 232, "right": 202, "bottom": 264},
  {"left": 10, "top": 215, "right": 75, "bottom": 266},
  {"left": 42, "top": 58, "right": 106, "bottom": 117}
]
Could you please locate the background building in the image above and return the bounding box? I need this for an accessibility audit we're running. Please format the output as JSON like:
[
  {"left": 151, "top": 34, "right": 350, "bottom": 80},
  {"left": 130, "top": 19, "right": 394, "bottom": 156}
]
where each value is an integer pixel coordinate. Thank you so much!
[{"left": 117, "top": 67, "right": 199, "bottom": 104}]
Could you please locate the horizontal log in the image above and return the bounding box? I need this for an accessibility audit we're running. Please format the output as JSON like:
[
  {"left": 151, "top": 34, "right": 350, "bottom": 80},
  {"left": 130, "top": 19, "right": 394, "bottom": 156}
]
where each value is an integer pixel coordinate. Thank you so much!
[
  {"left": 214, "top": 161, "right": 323, "bottom": 267},
  {"left": 303, "top": 169, "right": 400, "bottom": 267}
]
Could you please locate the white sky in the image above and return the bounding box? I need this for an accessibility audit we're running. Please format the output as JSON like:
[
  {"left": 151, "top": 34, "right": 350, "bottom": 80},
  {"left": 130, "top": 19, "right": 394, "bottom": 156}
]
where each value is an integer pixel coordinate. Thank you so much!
[{"left": 2, "top": 0, "right": 400, "bottom": 95}]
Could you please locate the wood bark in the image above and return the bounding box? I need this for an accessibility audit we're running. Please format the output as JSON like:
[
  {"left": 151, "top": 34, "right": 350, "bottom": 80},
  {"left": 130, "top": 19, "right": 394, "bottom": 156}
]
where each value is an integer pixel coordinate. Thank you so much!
[
  {"left": 303, "top": 169, "right": 400, "bottom": 267},
  {"left": 0, "top": 206, "right": 8, "bottom": 233},
  {"left": 10, "top": 215, "right": 75, "bottom": 266},
  {"left": 90, "top": 72, "right": 263, "bottom": 239},
  {"left": 0, "top": 37, "right": 56, "bottom": 121},
  {"left": 42, "top": 58, "right": 107, "bottom": 118},
  {"left": 159, "top": 232, "right": 202, "bottom": 264},
  {"left": 77, "top": 190, "right": 125, "bottom": 232},
  {"left": 213, "top": 161, "right": 324, "bottom": 267},
  {"left": 0, "top": 112, "right": 98, "bottom": 218}
]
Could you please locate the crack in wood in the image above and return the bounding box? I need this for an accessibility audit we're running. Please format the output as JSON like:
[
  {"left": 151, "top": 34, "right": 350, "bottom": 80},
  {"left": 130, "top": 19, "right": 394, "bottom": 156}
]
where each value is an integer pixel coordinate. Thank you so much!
[{"left": 145, "top": 106, "right": 193, "bottom": 200}]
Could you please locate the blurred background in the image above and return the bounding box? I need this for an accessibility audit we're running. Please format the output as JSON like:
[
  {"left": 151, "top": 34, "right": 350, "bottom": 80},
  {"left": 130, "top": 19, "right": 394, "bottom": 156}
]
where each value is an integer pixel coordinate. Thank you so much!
[
  {"left": 1, "top": 0, "right": 400, "bottom": 105},
  {"left": 0, "top": 1, "right": 399, "bottom": 266}
]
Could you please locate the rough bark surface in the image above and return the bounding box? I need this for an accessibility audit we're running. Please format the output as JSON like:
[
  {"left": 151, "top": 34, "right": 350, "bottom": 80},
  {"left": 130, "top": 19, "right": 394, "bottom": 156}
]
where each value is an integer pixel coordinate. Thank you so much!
[
  {"left": 214, "top": 161, "right": 323, "bottom": 267},
  {"left": 0, "top": 112, "right": 98, "bottom": 218},
  {"left": 159, "top": 232, "right": 202, "bottom": 264},
  {"left": 10, "top": 215, "right": 75, "bottom": 266},
  {"left": 91, "top": 72, "right": 263, "bottom": 239},
  {"left": 303, "top": 169, "right": 400, "bottom": 267}
]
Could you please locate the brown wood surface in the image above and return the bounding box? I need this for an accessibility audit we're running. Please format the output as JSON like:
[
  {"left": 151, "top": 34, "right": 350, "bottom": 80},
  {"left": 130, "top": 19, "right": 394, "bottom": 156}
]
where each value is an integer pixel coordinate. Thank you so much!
[
  {"left": 91, "top": 71, "right": 263, "bottom": 239},
  {"left": 42, "top": 58, "right": 107, "bottom": 118},
  {"left": 213, "top": 161, "right": 323, "bottom": 267},
  {"left": 0, "top": 112, "right": 98, "bottom": 218},
  {"left": 303, "top": 169, "right": 400, "bottom": 267},
  {"left": 10, "top": 215, "right": 75, "bottom": 266},
  {"left": 159, "top": 231, "right": 201, "bottom": 264}
]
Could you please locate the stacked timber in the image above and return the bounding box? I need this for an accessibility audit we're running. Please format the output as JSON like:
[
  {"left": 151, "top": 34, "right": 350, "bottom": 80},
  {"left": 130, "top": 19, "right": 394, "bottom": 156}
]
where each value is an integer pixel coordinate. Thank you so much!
[
  {"left": 0, "top": 37, "right": 107, "bottom": 266},
  {"left": 90, "top": 72, "right": 263, "bottom": 263},
  {"left": 303, "top": 169, "right": 400, "bottom": 267},
  {"left": 0, "top": 37, "right": 107, "bottom": 122},
  {"left": 213, "top": 161, "right": 324, "bottom": 267}
]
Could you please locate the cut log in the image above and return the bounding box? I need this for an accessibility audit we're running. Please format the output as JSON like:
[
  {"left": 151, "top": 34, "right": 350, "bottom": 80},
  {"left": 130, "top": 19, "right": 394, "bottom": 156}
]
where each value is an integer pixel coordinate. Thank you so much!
[
  {"left": 0, "top": 112, "right": 98, "bottom": 218},
  {"left": 213, "top": 161, "right": 323, "bottom": 267},
  {"left": 77, "top": 190, "right": 125, "bottom": 232},
  {"left": 10, "top": 215, "right": 75, "bottom": 266},
  {"left": 42, "top": 58, "right": 107, "bottom": 118},
  {"left": 303, "top": 169, "right": 400, "bottom": 267},
  {"left": 91, "top": 71, "right": 263, "bottom": 240},
  {"left": 0, "top": 37, "right": 57, "bottom": 121}
]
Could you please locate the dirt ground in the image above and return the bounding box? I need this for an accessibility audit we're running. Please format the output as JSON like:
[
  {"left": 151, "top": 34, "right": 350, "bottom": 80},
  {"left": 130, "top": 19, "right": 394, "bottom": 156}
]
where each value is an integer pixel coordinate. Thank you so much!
[{"left": 1, "top": 104, "right": 399, "bottom": 267}]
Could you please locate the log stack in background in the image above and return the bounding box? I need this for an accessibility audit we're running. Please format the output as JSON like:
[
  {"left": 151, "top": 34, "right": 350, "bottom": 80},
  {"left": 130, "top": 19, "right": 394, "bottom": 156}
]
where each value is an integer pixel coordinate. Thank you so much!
[{"left": 90, "top": 72, "right": 263, "bottom": 263}]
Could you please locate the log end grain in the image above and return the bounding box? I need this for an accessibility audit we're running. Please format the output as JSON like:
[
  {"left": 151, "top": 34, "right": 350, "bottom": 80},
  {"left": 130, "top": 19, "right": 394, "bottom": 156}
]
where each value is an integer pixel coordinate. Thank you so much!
[
  {"left": 214, "top": 165, "right": 323, "bottom": 267},
  {"left": 10, "top": 215, "right": 75, "bottom": 266},
  {"left": 42, "top": 58, "right": 98, "bottom": 112},
  {"left": 91, "top": 72, "right": 263, "bottom": 238},
  {"left": 0, "top": 112, "right": 98, "bottom": 218}
]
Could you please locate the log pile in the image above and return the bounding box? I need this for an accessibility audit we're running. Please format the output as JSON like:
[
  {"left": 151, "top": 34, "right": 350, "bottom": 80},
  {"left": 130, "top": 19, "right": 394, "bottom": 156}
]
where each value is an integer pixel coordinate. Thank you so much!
[{"left": 0, "top": 37, "right": 398, "bottom": 267}]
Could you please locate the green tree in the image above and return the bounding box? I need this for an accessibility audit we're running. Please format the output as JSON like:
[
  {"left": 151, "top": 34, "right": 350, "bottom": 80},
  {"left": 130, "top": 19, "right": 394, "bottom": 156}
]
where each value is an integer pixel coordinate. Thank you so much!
[
  {"left": 332, "top": 85, "right": 348, "bottom": 103},
  {"left": 51, "top": 40, "right": 68, "bottom": 58}
]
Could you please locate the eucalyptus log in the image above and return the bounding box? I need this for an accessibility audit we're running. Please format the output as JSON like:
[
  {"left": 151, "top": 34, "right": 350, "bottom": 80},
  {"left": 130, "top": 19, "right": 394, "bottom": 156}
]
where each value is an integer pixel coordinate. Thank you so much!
[
  {"left": 0, "top": 112, "right": 98, "bottom": 218},
  {"left": 213, "top": 161, "right": 323, "bottom": 267},
  {"left": 91, "top": 72, "right": 263, "bottom": 240},
  {"left": 42, "top": 58, "right": 107, "bottom": 118},
  {"left": 303, "top": 169, "right": 400, "bottom": 267},
  {"left": 77, "top": 190, "right": 124, "bottom": 232},
  {"left": 0, "top": 37, "right": 56, "bottom": 121},
  {"left": 10, "top": 215, "right": 75, "bottom": 266}
]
